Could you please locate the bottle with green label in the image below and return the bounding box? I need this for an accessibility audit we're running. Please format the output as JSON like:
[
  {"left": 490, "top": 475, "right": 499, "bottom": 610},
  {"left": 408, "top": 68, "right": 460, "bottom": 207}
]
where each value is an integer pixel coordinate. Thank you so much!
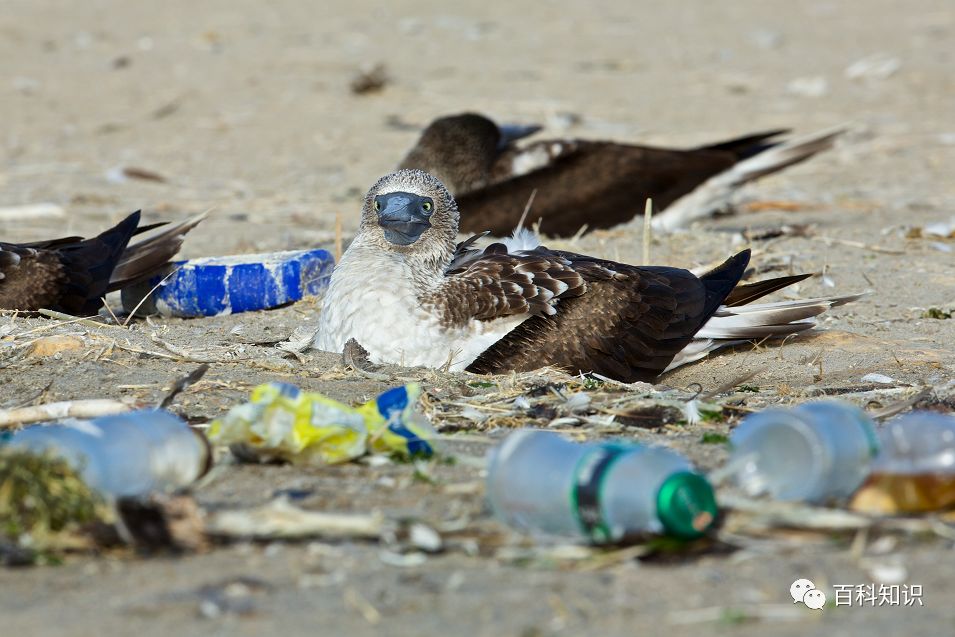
[
  {"left": 729, "top": 400, "right": 879, "bottom": 503},
  {"left": 485, "top": 429, "right": 718, "bottom": 543}
]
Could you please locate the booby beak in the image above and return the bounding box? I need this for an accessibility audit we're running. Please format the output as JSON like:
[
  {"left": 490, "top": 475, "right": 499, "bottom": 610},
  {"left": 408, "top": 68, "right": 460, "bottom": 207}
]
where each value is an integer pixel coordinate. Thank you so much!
[
  {"left": 375, "top": 192, "right": 435, "bottom": 245},
  {"left": 497, "top": 123, "right": 542, "bottom": 150}
]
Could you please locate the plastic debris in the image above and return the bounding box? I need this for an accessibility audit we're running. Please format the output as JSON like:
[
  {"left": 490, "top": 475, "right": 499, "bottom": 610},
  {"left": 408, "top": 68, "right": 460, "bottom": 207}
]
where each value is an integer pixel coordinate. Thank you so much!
[
  {"left": 851, "top": 411, "right": 955, "bottom": 514},
  {"left": 486, "top": 429, "right": 718, "bottom": 543},
  {"left": 922, "top": 217, "right": 955, "bottom": 238},
  {"left": 208, "top": 382, "right": 435, "bottom": 465},
  {"left": 120, "top": 249, "right": 335, "bottom": 318},
  {"left": 728, "top": 401, "right": 879, "bottom": 503},
  {"left": 2, "top": 409, "right": 210, "bottom": 498}
]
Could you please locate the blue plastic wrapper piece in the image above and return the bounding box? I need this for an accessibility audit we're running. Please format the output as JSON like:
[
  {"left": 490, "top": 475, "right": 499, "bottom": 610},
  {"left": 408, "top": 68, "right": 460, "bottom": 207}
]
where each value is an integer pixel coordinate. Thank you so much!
[{"left": 120, "top": 249, "right": 335, "bottom": 317}]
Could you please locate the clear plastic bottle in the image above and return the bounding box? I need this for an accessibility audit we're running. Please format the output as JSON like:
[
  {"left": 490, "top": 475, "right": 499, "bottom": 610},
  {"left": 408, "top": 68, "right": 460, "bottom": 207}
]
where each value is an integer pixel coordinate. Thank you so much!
[
  {"left": 485, "top": 429, "right": 718, "bottom": 542},
  {"left": 857, "top": 411, "right": 955, "bottom": 512},
  {"left": 729, "top": 400, "right": 879, "bottom": 503},
  {"left": 1, "top": 410, "right": 211, "bottom": 498}
]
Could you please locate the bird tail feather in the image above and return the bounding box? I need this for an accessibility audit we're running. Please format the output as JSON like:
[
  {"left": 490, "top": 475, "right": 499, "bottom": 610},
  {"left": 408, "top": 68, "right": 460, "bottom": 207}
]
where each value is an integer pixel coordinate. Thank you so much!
[
  {"left": 664, "top": 291, "right": 865, "bottom": 372},
  {"left": 107, "top": 211, "right": 207, "bottom": 291},
  {"left": 653, "top": 126, "right": 845, "bottom": 232}
]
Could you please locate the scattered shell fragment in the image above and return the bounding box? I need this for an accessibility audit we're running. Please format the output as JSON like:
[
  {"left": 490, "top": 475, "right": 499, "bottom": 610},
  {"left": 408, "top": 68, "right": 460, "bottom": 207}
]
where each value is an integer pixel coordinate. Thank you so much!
[
  {"left": 860, "top": 373, "right": 896, "bottom": 385},
  {"left": 786, "top": 76, "right": 829, "bottom": 98},
  {"left": 409, "top": 523, "right": 443, "bottom": 553},
  {"left": 845, "top": 54, "right": 901, "bottom": 80}
]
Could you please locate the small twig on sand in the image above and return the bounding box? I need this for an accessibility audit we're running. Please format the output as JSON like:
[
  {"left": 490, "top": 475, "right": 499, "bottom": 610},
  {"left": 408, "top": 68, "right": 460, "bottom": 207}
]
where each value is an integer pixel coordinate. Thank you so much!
[
  {"left": 642, "top": 198, "right": 653, "bottom": 265},
  {"left": 0, "top": 398, "right": 133, "bottom": 428},
  {"left": 123, "top": 266, "right": 182, "bottom": 326},
  {"left": 867, "top": 386, "right": 932, "bottom": 420},
  {"left": 719, "top": 492, "right": 955, "bottom": 538},
  {"left": 149, "top": 334, "right": 238, "bottom": 363},
  {"left": 157, "top": 364, "right": 211, "bottom": 409},
  {"left": 111, "top": 341, "right": 183, "bottom": 361},
  {"left": 344, "top": 587, "right": 382, "bottom": 625},
  {"left": 36, "top": 309, "right": 119, "bottom": 330},
  {"left": 100, "top": 298, "right": 122, "bottom": 326}
]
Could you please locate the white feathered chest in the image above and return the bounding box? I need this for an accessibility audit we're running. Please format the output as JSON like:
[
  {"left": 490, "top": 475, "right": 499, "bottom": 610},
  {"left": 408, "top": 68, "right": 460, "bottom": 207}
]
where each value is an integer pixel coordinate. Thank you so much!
[{"left": 314, "top": 239, "right": 525, "bottom": 370}]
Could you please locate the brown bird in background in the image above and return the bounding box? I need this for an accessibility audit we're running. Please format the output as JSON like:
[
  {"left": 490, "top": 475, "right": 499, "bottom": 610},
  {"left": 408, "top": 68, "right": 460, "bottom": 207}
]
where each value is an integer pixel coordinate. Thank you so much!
[
  {"left": 0, "top": 210, "right": 204, "bottom": 314},
  {"left": 398, "top": 113, "right": 842, "bottom": 237}
]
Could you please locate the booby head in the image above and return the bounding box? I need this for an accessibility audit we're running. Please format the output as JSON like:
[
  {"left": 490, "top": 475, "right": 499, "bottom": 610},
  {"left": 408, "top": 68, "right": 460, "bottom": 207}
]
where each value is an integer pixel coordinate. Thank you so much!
[
  {"left": 420, "top": 113, "right": 542, "bottom": 153},
  {"left": 399, "top": 114, "right": 542, "bottom": 193},
  {"left": 360, "top": 169, "right": 459, "bottom": 257}
]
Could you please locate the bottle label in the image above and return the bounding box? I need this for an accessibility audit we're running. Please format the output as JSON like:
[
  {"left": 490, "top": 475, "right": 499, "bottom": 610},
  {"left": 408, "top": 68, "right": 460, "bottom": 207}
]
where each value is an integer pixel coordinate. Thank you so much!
[
  {"left": 571, "top": 444, "right": 628, "bottom": 543},
  {"left": 859, "top": 419, "right": 880, "bottom": 458}
]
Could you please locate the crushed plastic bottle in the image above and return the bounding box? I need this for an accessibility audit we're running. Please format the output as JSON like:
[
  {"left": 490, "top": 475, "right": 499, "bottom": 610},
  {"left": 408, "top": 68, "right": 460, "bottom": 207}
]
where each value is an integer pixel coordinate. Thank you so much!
[
  {"left": 121, "top": 249, "right": 335, "bottom": 318},
  {"left": 0, "top": 409, "right": 210, "bottom": 498},
  {"left": 485, "top": 429, "right": 718, "bottom": 543},
  {"left": 729, "top": 400, "right": 880, "bottom": 503},
  {"left": 208, "top": 382, "right": 435, "bottom": 465},
  {"left": 851, "top": 411, "right": 955, "bottom": 514}
]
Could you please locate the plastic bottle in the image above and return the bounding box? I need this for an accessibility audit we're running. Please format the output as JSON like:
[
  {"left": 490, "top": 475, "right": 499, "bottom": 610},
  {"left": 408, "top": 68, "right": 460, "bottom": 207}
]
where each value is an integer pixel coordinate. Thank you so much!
[
  {"left": 855, "top": 411, "right": 955, "bottom": 513},
  {"left": 485, "top": 429, "right": 718, "bottom": 543},
  {"left": 1, "top": 410, "right": 211, "bottom": 498},
  {"left": 728, "top": 400, "right": 879, "bottom": 503}
]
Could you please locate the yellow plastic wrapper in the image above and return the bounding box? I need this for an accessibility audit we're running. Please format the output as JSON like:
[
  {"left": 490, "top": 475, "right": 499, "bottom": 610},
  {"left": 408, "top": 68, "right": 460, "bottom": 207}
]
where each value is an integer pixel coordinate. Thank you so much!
[{"left": 208, "top": 382, "right": 434, "bottom": 465}]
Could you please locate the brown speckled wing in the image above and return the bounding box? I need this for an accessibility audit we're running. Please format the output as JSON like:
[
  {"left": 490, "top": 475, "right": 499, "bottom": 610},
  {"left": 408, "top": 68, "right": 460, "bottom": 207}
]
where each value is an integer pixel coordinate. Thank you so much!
[
  {"left": 467, "top": 250, "right": 751, "bottom": 383},
  {"left": 0, "top": 246, "right": 70, "bottom": 312},
  {"left": 426, "top": 243, "right": 587, "bottom": 328},
  {"left": 0, "top": 211, "right": 141, "bottom": 314}
]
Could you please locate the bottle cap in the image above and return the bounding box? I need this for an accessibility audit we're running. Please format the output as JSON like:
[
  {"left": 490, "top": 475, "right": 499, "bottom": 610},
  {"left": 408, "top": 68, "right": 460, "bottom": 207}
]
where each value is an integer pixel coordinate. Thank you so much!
[{"left": 656, "top": 472, "right": 718, "bottom": 539}]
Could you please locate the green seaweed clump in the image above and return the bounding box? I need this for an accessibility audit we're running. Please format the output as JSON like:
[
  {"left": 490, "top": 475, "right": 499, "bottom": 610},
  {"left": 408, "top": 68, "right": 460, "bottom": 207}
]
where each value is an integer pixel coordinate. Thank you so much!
[{"left": 0, "top": 451, "right": 104, "bottom": 563}]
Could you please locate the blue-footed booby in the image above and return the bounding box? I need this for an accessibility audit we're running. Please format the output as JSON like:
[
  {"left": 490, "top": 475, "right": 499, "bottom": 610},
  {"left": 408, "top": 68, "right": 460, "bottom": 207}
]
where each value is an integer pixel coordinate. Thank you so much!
[
  {"left": 398, "top": 113, "right": 842, "bottom": 237},
  {"left": 314, "top": 169, "right": 859, "bottom": 383}
]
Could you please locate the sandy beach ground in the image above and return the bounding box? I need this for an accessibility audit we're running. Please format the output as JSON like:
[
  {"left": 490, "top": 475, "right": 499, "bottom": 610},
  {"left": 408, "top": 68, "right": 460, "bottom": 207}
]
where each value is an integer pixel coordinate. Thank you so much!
[{"left": 1, "top": 1, "right": 954, "bottom": 635}]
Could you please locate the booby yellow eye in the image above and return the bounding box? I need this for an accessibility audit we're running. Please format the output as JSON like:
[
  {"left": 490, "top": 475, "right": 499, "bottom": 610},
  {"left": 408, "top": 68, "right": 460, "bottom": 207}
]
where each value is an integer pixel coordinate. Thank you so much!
[
  {"left": 422, "top": 201, "right": 432, "bottom": 212},
  {"left": 373, "top": 199, "right": 380, "bottom": 211}
]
